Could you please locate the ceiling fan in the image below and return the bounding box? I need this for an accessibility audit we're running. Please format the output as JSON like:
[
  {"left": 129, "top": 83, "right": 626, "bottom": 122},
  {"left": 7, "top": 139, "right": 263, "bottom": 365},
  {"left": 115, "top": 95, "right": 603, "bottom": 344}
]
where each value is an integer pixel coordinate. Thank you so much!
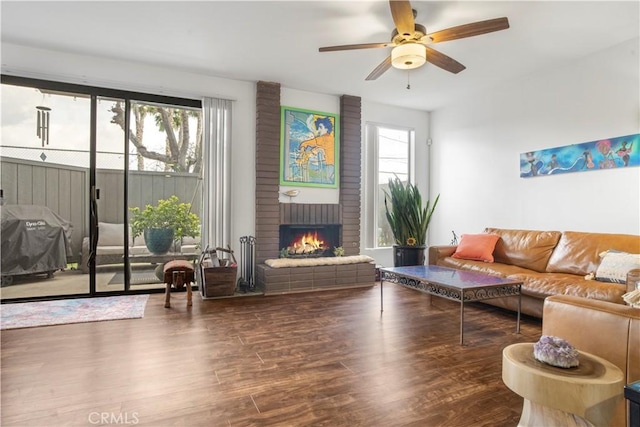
[{"left": 319, "top": 0, "right": 509, "bottom": 80}]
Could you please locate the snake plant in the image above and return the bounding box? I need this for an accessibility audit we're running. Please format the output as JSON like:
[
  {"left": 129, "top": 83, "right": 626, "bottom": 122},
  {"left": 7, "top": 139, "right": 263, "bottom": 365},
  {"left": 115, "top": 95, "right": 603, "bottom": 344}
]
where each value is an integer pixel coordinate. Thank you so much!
[{"left": 384, "top": 176, "right": 439, "bottom": 247}]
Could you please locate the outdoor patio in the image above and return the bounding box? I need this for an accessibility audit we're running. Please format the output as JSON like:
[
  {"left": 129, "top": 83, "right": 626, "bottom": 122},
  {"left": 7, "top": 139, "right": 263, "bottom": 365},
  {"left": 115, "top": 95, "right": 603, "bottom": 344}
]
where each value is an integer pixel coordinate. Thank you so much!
[{"left": 0, "top": 264, "right": 168, "bottom": 300}]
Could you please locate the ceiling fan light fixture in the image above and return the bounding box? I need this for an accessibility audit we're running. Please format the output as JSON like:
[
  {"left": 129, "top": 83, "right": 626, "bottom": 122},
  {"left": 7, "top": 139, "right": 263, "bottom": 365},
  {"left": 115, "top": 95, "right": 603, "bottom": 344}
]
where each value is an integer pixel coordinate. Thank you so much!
[{"left": 391, "top": 43, "right": 426, "bottom": 70}]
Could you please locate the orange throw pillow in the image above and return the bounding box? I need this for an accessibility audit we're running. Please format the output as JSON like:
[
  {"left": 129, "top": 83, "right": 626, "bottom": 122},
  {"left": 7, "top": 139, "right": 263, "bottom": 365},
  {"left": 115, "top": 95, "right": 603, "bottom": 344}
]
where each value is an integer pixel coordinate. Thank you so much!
[{"left": 451, "top": 233, "right": 501, "bottom": 263}]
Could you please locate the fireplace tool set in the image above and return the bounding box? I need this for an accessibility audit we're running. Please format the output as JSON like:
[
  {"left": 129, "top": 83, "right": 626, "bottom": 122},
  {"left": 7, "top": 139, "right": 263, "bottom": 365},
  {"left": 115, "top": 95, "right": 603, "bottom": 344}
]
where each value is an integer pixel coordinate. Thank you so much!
[{"left": 237, "top": 235, "right": 256, "bottom": 293}]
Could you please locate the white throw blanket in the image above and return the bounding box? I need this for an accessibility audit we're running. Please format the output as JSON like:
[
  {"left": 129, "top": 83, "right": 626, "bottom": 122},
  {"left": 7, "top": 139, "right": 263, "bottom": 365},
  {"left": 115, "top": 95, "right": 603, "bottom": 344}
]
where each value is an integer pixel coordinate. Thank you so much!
[{"left": 265, "top": 255, "right": 374, "bottom": 268}]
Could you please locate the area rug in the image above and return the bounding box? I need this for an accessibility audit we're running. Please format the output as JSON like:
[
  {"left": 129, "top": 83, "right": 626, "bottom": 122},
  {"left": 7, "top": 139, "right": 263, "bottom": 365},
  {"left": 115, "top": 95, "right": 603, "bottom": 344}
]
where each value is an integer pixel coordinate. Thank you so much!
[{"left": 0, "top": 295, "right": 149, "bottom": 330}]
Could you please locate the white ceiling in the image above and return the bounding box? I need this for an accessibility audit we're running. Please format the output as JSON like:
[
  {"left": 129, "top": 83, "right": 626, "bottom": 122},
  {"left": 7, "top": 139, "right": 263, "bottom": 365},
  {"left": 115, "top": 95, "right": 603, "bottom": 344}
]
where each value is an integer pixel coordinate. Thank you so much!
[{"left": 2, "top": 1, "right": 639, "bottom": 111}]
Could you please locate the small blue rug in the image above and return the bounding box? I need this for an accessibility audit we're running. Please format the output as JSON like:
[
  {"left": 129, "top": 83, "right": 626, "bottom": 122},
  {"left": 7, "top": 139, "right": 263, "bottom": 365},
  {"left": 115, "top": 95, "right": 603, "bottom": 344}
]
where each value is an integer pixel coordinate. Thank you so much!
[{"left": 1, "top": 295, "right": 149, "bottom": 330}]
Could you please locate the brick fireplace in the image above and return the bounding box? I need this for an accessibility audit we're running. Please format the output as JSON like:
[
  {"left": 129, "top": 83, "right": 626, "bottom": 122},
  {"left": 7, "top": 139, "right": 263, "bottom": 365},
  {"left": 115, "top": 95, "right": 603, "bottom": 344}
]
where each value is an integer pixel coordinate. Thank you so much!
[
  {"left": 254, "top": 82, "right": 362, "bottom": 263},
  {"left": 254, "top": 82, "right": 374, "bottom": 294}
]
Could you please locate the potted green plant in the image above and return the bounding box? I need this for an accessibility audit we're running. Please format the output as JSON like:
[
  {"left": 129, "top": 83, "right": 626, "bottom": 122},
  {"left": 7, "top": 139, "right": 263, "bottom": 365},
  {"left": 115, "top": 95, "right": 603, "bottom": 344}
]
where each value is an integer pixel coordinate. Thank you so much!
[
  {"left": 129, "top": 195, "right": 200, "bottom": 255},
  {"left": 384, "top": 176, "right": 439, "bottom": 267}
]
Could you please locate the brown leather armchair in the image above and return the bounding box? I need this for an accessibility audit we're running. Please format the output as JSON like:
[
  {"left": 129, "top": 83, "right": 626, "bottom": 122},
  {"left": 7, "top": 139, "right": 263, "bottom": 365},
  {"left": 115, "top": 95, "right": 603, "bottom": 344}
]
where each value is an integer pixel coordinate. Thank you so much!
[{"left": 542, "top": 294, "right": 640, "bottom": 427}]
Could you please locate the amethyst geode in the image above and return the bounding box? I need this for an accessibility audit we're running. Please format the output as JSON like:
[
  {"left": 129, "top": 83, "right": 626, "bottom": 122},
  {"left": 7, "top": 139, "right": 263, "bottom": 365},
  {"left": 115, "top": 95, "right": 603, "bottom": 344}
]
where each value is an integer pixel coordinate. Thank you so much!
[{"left": 533, "top": 335, "right": 580, "bottom": 368}]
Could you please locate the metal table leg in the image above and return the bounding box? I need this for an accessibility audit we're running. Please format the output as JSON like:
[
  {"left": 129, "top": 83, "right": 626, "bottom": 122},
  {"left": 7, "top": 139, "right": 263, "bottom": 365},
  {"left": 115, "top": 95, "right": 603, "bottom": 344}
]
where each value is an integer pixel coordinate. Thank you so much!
[
  {"left": 380, "top": 274, "right": 384, "bottom": 312},
  {"left": 516, "top": 284, "right": 521, "bottom": 333},
  {"left": 460, "top": 298, "right": 465, "bottom": 345}
]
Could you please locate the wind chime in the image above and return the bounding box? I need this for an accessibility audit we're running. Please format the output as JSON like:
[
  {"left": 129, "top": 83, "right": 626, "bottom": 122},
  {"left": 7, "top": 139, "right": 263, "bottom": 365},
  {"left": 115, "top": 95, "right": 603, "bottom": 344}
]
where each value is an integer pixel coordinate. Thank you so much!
[{"left": 36, "top": 105, "right": 51, "bottom": 146}]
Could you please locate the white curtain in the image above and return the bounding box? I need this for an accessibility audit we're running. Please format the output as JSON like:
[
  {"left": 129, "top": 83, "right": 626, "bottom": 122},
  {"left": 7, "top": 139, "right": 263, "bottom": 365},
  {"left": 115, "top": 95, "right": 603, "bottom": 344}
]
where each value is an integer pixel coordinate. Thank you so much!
[{"left": 202, "top": 97, "right": 232, "bottom": 251}]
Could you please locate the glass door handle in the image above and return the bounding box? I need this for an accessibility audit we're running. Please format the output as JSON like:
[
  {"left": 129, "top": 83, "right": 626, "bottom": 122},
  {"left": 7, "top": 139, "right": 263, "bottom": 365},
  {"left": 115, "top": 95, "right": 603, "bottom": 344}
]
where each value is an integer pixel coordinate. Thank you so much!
[{"left": 89, "top": 186, "right": 99, "bottom": 265}]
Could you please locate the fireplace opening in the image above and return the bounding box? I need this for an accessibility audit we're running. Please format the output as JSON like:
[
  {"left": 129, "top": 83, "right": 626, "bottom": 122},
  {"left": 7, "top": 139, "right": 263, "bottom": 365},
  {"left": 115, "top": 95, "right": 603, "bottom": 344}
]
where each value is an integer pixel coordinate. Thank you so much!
[{"left": 279, "top": 224, "right": 341, "bottom": 258}]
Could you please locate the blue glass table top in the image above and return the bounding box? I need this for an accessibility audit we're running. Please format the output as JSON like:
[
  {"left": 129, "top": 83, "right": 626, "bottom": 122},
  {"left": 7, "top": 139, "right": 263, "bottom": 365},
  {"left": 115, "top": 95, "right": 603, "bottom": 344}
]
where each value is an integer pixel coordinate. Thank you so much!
[{"left": 381, "top": 265, "right": 522, "bottom": 290}]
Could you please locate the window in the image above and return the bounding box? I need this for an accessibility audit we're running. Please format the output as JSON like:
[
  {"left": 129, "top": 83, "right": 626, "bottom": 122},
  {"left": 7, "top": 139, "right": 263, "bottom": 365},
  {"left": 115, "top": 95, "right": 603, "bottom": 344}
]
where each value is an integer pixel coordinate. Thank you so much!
[
  {"left": 365, "top": 124, "right": 414, "bottom": 249},
  {"left": 127, "top": 101, "right": 203, "bottom": 173}
]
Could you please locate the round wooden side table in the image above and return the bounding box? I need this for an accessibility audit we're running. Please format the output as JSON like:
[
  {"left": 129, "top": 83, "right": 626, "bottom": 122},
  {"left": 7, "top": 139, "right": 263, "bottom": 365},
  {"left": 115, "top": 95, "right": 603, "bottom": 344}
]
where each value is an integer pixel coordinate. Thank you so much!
[{"left": 502, "top": 342, "right": 624, "bottom": 427}]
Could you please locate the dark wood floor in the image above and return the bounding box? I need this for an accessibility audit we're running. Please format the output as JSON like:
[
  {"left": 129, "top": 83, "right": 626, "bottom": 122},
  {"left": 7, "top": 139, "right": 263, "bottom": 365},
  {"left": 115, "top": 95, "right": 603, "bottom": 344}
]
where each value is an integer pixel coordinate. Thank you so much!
[{"left": 1, "top": 283, "right": 542, "bottom": 426}]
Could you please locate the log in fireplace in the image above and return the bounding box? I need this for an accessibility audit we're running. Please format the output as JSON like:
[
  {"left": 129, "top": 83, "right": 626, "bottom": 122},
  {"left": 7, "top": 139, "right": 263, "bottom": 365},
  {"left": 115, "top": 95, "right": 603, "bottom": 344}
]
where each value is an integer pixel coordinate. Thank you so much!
[{"left": 279, "top": 224, "right": 341, "bottom": 258}]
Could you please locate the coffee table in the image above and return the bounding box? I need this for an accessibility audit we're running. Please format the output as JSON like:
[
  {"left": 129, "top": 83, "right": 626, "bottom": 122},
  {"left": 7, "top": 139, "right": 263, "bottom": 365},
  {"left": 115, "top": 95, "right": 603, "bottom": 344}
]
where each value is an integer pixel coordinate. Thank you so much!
[{"left": 380, "top": 265, "right": 522, "bottom": 345}]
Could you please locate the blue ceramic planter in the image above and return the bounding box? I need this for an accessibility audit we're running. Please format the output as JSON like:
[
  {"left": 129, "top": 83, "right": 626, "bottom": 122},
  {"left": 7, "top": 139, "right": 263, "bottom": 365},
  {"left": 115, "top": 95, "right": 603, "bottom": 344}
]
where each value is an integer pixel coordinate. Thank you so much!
[{"left": 144, "top": 228, "right": 175, "bottom": 254}]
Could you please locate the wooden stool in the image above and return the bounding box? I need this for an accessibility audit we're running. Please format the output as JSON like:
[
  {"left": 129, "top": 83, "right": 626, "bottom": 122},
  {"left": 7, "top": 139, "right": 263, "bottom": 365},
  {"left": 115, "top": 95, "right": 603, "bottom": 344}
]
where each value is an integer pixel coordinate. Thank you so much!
[
  {"left": 502, "top": 342, "right": 624, "bottom": 427},
  {"left": 163, "top": 260, "right": 194, "bottom": 308}
]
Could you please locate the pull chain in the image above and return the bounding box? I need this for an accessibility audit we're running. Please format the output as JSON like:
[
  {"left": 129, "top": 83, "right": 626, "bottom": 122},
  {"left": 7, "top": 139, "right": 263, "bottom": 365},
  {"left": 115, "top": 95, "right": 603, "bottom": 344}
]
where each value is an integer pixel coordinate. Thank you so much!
[{"left": 406, "top": 71, "right": 411, "bottom": 90}]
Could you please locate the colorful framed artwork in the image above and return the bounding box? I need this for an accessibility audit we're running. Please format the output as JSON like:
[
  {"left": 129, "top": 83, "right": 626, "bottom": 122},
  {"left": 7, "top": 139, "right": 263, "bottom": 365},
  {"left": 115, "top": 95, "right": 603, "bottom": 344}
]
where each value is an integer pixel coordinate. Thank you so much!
[
  {"left": 520, "top": 133, "right": 639, "bottom": 178},
  {"left": 280, "top": 106, "right": 339, "bottom": 188}
]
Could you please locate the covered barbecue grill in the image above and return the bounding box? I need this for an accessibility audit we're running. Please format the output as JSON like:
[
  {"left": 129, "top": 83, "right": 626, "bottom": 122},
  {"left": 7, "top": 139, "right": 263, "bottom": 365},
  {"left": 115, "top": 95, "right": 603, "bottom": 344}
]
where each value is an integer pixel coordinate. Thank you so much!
[{"left": 1, "top": 205, "right": 73, "bottom": 285}]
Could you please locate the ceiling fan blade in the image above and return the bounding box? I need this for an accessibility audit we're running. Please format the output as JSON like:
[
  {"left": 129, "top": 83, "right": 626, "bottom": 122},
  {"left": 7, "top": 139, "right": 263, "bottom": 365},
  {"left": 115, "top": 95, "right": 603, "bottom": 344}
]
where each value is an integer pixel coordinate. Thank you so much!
[
  {"left": 425, "top": 46, "right": 466, "bottom": 74},
  {"left": 319, "top": 42, "right": 393, "bottom": 53},
  {"left": 365, "top": 56, "right": 393, "bottom": 81},
  {"left": 389, "top": 0, "right": 415, "bottom": 38},
  {"left": 423, "top": 17, "right": 510, "bottom": 43}
]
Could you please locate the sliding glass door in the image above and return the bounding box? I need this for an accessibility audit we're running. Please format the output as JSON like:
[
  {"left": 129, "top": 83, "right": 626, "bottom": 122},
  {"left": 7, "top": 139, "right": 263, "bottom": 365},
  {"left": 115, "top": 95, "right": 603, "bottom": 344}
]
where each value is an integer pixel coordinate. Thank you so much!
[
  {"left": 94, "top": 96, "right": 128, "bottom": 293},
  {"left": 1, "top": 76, "right": 202, "bottom": 302},
  {"left": 1, "top": 83, "right": 91, "bottom": 300},
  {"left": 124, "top": 101, "right": 203, "bottom": 291}
]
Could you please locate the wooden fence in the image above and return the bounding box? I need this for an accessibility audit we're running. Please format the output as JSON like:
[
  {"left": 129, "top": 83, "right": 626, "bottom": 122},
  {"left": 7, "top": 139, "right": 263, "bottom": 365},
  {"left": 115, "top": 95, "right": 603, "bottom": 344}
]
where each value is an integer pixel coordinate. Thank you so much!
[{"left": 1, "top": 157, "right": 201, "bottom": 262}]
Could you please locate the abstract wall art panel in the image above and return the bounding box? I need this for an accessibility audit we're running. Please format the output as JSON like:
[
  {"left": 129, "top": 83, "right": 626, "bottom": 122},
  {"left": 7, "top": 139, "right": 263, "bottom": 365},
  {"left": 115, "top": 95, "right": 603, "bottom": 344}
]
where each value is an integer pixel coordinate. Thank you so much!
[{"left": 520, "top": 133, "right": 639, "bottom": 178}]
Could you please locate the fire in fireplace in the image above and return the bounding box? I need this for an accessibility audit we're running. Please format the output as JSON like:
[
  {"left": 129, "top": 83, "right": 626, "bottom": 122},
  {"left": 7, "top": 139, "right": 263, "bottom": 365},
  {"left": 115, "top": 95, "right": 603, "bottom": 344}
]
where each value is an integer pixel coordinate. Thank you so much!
[{"left": 279, "top": 224, "right": 341, "bottom": 257}]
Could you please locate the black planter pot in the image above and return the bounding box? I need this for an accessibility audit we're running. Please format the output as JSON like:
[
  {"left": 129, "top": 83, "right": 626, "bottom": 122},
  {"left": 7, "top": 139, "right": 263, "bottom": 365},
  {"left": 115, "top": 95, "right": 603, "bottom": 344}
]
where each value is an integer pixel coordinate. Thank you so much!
[
  {"left": 144, "top": 228, "right": 175, "bottom": 255},
  {"left": 393, "top": 245, "right": 426, "bottom": 267}
]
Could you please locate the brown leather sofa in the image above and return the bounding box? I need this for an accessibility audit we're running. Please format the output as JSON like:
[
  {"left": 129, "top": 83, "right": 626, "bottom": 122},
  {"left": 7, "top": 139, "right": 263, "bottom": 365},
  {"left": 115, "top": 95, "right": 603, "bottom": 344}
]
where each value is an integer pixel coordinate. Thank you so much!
[
  {"left": 429, "top": 228, "right": 639, "bottom": 318},
  {"left": 542, "top": 295, "right": 640, "bottom": 427}
]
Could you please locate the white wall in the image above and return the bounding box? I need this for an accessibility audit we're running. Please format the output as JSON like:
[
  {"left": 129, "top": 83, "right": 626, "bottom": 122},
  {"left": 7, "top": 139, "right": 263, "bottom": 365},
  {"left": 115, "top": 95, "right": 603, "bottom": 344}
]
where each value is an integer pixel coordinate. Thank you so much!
[{"left": 429, "top": 37, "right": 640, "bottom": 245}]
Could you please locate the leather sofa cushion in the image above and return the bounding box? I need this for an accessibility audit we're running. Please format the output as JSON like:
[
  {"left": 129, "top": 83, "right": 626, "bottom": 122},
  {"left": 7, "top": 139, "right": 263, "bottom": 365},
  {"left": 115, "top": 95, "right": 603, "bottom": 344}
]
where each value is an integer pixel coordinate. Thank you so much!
[
  {"left": 438, "top": 256, "right": 533, "bottom": 278},
  {"left": 440, "top": 256, "right": 626, "bottom": 303},
  {"left": 484, "top": 228, "right": 561, "bottom": 272},
  {"left": 164, "top": 259, "right": 194, "bottom": 273},
  {"left": 546, "top": 231, "right": 640, "bottom": 276},
  {"left": 508, "top": 272, "right": 626, "bottom": 302}
]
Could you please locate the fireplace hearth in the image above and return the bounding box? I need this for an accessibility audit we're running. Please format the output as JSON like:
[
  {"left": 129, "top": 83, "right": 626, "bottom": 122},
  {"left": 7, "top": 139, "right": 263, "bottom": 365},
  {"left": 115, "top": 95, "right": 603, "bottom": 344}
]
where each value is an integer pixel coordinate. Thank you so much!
[{"left": 279, "top": 224, "right": 341, "bottom": 258}]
